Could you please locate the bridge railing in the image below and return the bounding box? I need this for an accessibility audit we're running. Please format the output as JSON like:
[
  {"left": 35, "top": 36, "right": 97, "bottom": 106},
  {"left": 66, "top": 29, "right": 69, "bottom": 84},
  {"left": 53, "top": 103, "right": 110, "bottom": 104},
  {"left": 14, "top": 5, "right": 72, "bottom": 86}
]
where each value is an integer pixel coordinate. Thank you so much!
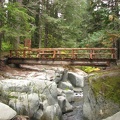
[{"left": 9, "top": 48, "right": 117, "bottom": 60}]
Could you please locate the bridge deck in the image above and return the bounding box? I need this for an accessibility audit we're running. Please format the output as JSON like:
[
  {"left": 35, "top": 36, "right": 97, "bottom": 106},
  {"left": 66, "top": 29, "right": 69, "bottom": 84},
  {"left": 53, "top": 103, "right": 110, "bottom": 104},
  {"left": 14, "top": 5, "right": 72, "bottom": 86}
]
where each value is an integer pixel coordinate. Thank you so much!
[{"left": 7, "top": 48, "right": 117, "bottom": 66}]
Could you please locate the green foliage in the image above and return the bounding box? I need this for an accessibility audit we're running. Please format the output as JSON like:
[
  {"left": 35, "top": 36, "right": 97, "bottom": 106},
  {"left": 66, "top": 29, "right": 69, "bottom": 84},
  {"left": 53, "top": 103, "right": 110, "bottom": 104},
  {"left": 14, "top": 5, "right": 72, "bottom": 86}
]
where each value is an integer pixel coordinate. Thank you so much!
[
  {"left": 80, "top": 30, "right": 114, "bottom": 47},
  {"left": 0, "top": 1, "right": 36, "bottom": 50},
  {"left": 29, "top": 0, "right": 88, "bottom": 48},
  {"left": 57, "top": 0, "right": 88, "bottom": 48},
  {"left": 79, "top": 66, "right": 100, "bottom": 73},
  {"left": 78, "top": 0, "right": 120, "bottom": 48},
  {"left": 92, "top": 74, "right": 120, "bottom": 104},
  {"left": 1, "top": 0, "right": 120, "bottom": 49},
  {"left": 2, "top": 41, "right": 13, "bottom": 51},
  {"left": 18, "top": 44, "right": 24, "bottom": 49},
  {"left": 0, "top": 2, "right": 35, "bottom": 37},
  {"left": 42, "top": 34, "right": 64, "bottom": 48}
]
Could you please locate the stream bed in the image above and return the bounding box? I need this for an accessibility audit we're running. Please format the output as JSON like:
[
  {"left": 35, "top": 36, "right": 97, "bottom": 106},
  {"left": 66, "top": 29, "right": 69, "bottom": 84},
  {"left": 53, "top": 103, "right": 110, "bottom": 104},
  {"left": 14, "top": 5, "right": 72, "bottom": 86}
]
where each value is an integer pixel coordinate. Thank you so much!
[
  {"left": 0, "top": 64, "right": 84, "bottom": 120},
  {"left": 62, "top": 97, "right": 83, "bottom": 120}
]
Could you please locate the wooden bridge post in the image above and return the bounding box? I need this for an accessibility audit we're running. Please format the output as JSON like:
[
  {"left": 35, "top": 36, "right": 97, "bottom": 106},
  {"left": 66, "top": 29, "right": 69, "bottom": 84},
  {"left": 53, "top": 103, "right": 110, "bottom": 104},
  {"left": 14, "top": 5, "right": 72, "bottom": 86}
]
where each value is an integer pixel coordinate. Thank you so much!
[
  {"left": 72, "top": 49, "right": 74, "bottom": 59},
  {"left": 42, "top": 50, "right": 45, "bottom": 59},
  {"left": 111, "top": 48, "right": 116, "bottom": 59},
  {"left": 53, "top": 50, "right": 56, "bottom": 59},
  {"left": 90, "top": 49, "right": 93, "bottom": 59},
  {"left": 23, "top": 50, "right": 26, "bottom": 58}
]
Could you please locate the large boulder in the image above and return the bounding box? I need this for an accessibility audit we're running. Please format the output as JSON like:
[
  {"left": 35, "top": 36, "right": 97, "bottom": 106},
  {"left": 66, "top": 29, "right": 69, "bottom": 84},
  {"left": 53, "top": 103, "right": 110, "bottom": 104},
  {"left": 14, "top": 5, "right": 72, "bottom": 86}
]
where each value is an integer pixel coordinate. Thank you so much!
[
  {"left": 0, "top": 102, "right": 17, "bottom": 120},
  {"left": 9, "top": 93, "right": 44, "bottom": 119},
  {"left": 32, "top": 80, "right": 58, "bottom": 105},
  {"left": 58, "top": 81, "right": 73, "bottom": 90},
  {"left": 68, "top": 72, "right": 84, "bottom": 87},
  {"left": 102, "top": 111, "right": 120, "bottom": 120},
  {"left": 41, "top": 104, "right": 62, "bottom": 120},
  {"left": 53, "top": 72, "right": 63, "bottom": 83},
  {"left": 0, "top": 79, "right": 61, "bottom": 120},
  {"left": 62, "top": 90, "right": 74, "bottom": 102},
  {"left": 53, "top": 68, "right": 68, "bottom": 83},
  {"left": 74, "top": 68, "right": 88, "bottom": 77},
  {"left": 27, "top": 69, "right": 56, "bottom": 81},
  {"left": 57, "top": 96, "right": 73, "bottom": 113},
  {"left": 61, "top": 69, "right": 68, "bottom": 81},
  {"left": 83, "top": 70, "right": 120, "bottom": 120}
]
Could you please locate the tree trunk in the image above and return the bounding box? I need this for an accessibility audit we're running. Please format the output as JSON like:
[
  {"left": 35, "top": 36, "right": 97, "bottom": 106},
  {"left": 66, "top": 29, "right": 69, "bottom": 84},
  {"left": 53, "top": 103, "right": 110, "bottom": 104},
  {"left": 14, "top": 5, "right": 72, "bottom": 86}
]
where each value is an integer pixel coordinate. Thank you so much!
[
  {"left": 44, "top": 23, "right": 49, "bottom": 48},
  {"left": 0, "top": 0, "right": 4, "bottom": 58},
  {"left": 117, "top": 39, "right": 120, "bottom": 60},
  {"left": 44, "top": 0, "right": 49, "bottom": 47},
  {"left": 38, "top": 25, "right": 42, "bottom": 48},
  {"left": 38, "top": 1, "right": 43, "bottom": 48},
  {"left": 114, "top": 0, "right": 119, "bottom": 17},
  {"left": 0, "top": 37, "right": 1, "bottom": 51},
  {"left": 15, "top": 37, "right": 20, "bottom": 49}
]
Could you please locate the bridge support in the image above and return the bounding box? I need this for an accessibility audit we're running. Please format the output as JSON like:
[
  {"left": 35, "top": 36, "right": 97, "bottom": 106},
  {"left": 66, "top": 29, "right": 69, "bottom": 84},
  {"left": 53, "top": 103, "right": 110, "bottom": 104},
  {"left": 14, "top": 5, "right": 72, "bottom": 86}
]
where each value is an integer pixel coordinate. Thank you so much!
[
  {"left": 7, "top": 58, "right": 116, "bottom": 67},
  {"left": 14, "top": 64, "right": 20, "bottom": 68}
]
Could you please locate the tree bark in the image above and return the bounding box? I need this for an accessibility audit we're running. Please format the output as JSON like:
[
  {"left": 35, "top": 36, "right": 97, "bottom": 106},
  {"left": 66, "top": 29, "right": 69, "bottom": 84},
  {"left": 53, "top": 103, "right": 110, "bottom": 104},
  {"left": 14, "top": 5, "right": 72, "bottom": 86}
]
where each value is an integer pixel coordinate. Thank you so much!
[
  {"left": 117, "top": 39, "right": 120, "bottom": 59},
  {"left": 44, "top": 24, "right": 49, "bottom": 47},
  {"left": 15, "top": 37, "right": 20, "bottom": 49},
  {"left": 0, "top": 0, "right": 4, "bottom": 58},
  {"left": 44, "top": 0, "right": 49, "bottom": 47},
  {"left": 0, "top": 33, "right": 2, "bottom": 59},
  {"left": 38, "top": 0, "right": 43, "bottom": 48},
  {"left": 114, "top": 0, "right": 119, "bottom": 16}
]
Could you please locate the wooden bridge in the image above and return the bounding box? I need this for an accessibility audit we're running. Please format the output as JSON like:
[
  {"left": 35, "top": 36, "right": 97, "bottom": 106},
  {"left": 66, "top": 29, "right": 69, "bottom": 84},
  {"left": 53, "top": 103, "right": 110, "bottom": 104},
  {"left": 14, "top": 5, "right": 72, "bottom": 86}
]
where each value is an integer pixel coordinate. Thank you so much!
[{"left": 7, "top": 48, "right": 117, "bottom": 66}]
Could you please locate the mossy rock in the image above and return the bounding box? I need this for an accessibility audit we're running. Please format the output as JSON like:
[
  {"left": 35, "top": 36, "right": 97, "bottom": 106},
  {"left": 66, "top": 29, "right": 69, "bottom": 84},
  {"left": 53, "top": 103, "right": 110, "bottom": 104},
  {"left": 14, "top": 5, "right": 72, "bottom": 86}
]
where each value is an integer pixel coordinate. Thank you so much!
[{"left": 89, "top": 69, "right": 120, "bottom": 104}]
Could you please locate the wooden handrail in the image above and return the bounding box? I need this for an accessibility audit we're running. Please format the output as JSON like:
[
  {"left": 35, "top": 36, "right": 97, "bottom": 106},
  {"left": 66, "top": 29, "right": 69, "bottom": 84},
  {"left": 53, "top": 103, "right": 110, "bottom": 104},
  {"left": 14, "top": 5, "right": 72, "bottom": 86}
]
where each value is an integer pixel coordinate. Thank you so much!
[{"left": 9, "top": 48, "right": 117, "bottom": 59}]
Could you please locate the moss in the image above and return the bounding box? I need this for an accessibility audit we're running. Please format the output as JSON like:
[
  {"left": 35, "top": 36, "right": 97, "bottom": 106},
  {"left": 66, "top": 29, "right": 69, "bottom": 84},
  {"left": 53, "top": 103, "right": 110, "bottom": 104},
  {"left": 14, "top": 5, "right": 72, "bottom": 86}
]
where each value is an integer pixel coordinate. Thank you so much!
[
  {"left": 65, "top": 87, "right": 70, "bottom": 91},
  {"left": 90, "top": 70, "right": 120, "bottom": 104}
]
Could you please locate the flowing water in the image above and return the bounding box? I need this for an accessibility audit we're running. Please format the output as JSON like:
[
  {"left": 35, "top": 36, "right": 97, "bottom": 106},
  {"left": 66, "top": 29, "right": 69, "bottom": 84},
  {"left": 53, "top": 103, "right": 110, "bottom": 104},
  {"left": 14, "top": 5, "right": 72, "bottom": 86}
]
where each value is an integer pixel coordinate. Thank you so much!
[{"left": 62, "top": 92, "right": 84, "bottom": 120}]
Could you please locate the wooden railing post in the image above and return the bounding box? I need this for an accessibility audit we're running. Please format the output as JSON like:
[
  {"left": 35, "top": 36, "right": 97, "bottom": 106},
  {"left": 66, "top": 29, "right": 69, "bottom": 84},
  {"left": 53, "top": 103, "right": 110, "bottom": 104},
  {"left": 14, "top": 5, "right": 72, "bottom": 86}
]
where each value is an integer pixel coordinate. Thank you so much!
[
  {"left": 72, "top": 49, "right": 74, "bottom": 59},
  {"left": 111, "top": 48, "right": 116, "bottom": 59},
  {"left": 8, "top": 48, "right": 117, "bottom": 61},
  {"left": 90, "top": 49, "right": 93, "bottom": 59},
  {"left": 53, "top": 50, "right": 56, "bottom": 59},
  {"left": 42, "top": 50, "right": 44, "bottom": 58},
  {"left": 23, "top": 50, "right": 26, "bottom": 58}
]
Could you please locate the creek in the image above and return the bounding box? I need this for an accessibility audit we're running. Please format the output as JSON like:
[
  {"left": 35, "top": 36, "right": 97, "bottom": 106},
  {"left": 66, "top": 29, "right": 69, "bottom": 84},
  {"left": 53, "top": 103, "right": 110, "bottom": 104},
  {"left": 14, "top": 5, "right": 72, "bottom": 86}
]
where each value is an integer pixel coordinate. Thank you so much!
[
  {"left": 1, "top": 63, "right": 120, "bottom": 120},
  {"left": 0, "top": 64, "right": 86, "bottom": 120}
]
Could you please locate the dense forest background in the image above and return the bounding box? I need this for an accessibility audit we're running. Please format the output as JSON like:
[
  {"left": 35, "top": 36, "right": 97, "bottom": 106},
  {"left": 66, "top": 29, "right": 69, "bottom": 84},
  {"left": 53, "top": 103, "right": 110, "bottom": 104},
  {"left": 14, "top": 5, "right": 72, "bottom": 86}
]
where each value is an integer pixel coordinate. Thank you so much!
[{"left": 0, "top": 0, "right": 120, "bottom": 51}]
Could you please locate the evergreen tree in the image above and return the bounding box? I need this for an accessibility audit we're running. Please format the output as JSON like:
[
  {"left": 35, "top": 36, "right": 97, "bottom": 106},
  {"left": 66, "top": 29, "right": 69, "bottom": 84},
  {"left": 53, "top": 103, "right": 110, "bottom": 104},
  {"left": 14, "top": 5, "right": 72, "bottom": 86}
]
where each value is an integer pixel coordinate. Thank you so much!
[
  {"left": 79, "top": 0, "right": 120, "bottom": 48},
  {"left": 0, "top": 1, "right": 35, "bottom": 50},
  {"left": 0, "top": 0, "right": 4, "bottom": 54}
]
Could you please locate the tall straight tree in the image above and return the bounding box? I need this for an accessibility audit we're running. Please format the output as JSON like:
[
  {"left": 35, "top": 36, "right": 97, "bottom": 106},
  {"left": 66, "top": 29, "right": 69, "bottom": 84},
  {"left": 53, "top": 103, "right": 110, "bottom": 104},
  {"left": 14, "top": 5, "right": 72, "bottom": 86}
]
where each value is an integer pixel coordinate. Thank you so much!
[
  {"left": 0, "top": 1, "right": 35, "bottom": 50},
  {"left": 79, "top": 0, "right": 120, "bottom": 47},
  {"left": 24, "top": 0, "right": 43, "bottom": 48},
  {"left": 38, "top": 0, "right": 43, "bottom": 48},
  {"left": 25, "top": 0, "right": 61, "bottom": 48},
  {"left": 0, "top": 0, "right": 4, "bottom": 56}
]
